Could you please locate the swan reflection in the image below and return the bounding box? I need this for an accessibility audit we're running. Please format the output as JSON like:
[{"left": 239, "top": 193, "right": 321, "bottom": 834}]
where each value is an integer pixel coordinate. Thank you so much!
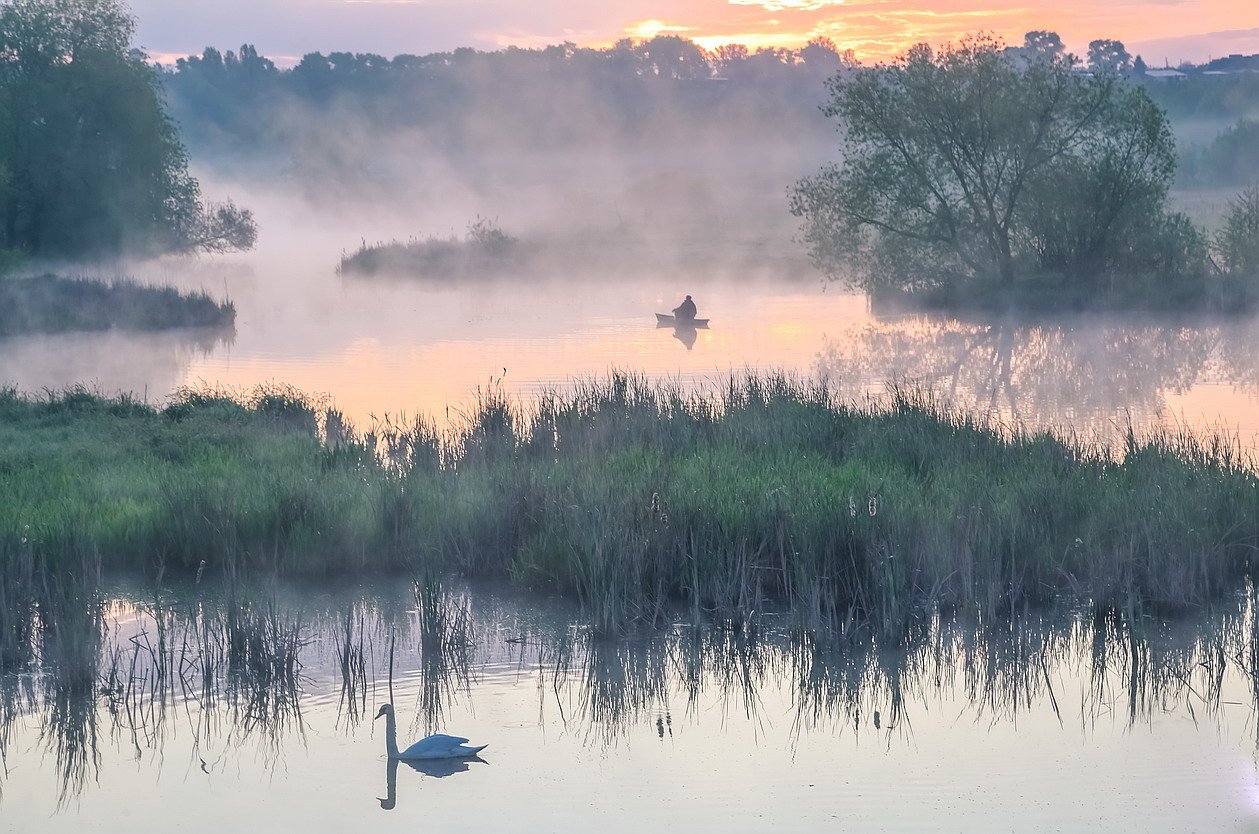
[{"left": 378, "top": 755, "right": 488, "bottom": 810}]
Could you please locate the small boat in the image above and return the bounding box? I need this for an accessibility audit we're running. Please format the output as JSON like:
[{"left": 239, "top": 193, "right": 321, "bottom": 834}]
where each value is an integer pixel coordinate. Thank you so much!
[{"left": 655, "top": 313, "right": 710, "bottom": 328}]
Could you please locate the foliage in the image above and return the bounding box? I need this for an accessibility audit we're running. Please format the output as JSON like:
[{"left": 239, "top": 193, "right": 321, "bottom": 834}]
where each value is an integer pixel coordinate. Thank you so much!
[
  {"left": 1182, "top": 119, "right": 1259, "bottom": 186},
  {"left": 176, "top": 200, "right": 258, "bottom": 254},
  {"left": 791, "top": 34, "right": 1205, "bottom": 307},
  {"left": 0, "top": 0, "right": 255, "bottom": 257},
  {"left": 1087, "top": 39, "right": 1131, "bottom": 74},
  {"left": 1216, "top": 186, "right": 1259, "bottom": 276}
]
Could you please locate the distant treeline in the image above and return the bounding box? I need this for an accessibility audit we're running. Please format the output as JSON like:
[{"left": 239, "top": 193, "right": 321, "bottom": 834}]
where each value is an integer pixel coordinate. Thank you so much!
[{"left": 159, "top": 37, "right": 848, "bottom": 168}]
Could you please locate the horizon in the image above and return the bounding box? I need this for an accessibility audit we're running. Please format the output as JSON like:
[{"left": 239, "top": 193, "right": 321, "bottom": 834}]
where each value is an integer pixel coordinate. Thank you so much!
[{"left": 131, "top": 0, "right": 1259, "bottom": 68}]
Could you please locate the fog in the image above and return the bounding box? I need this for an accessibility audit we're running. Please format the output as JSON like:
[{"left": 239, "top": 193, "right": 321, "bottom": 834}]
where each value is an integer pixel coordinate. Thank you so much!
[{"left": 7, "top": 40, "right": 1259, "bottom": 447}]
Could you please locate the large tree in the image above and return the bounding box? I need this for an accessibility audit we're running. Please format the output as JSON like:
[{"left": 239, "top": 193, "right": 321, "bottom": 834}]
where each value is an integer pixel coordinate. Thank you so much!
[
  {"left": 791, "top": 35, "right": 1186, "bottom": 295},
  {"left": 0, "top": 0, "right": 254, "bottom": 256}
]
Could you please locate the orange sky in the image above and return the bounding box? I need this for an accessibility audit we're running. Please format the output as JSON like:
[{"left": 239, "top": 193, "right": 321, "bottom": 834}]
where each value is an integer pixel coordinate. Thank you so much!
[{"left": 133, "top": 0, "right": 1259, "bottom": 66}]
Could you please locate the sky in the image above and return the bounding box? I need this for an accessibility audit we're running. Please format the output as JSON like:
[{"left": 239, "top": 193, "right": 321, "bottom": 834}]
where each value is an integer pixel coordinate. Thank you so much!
[{"left": 130, "top": 0, "right": 1259, "bottom": 67}]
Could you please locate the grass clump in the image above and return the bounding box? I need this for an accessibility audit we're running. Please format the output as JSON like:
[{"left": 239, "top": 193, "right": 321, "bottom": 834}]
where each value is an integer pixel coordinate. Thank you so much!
[
  {"left": 0, "top": 274, "right": 235, "bottom": 336},
  {"left": 3, "top": 375, "right": 1259, "bottom": 633},
  {"left": 338, "top": 217, "right": 520, "bottom": 279}
]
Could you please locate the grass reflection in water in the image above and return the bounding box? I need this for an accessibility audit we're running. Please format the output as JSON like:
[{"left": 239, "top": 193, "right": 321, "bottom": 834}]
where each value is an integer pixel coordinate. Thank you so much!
[{"left": 4, "top": 577, "right": 1256, "bottom": 805}]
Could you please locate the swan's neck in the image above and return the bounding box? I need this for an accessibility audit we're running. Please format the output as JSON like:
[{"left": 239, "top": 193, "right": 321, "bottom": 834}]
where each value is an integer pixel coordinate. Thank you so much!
[{"left": 384, "top": 712, "right": 400, "bottom": 758}]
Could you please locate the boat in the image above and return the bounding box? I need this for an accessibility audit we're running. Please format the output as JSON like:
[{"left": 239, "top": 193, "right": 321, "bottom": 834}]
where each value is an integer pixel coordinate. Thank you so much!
[{"left": 655, "top": 313, "right": 710, "bottom": 328}]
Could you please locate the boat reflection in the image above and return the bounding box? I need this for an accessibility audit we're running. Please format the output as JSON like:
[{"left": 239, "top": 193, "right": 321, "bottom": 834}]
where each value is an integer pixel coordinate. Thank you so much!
[{"left": 655, "top": 314, "right": 710, "bottom": 351}]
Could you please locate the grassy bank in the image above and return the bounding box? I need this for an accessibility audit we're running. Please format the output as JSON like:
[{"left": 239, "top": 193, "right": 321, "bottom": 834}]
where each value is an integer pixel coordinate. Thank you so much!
[
  {"left": 3, "top": 376, "right": 1258, "bottom": 632},
  {"left": 0, "top": 274, "right": 235, "bottom": 336}
]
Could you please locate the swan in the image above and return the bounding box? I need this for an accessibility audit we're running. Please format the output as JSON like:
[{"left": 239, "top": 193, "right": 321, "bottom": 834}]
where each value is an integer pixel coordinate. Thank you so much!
[{"left": 374, "top": 704, "right": 488, "bottom": 760}]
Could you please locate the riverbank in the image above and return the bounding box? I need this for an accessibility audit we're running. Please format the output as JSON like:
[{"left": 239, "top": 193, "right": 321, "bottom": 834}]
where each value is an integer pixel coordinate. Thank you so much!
[
  {"left": 3, "top": 376, "right": 1257, "bottom": 632},
  {"left": 0, "top": 274, "right": 235, "bottom": 336}
]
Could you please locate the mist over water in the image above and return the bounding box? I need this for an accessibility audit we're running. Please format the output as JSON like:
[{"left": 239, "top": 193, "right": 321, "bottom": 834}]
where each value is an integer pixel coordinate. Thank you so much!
[
  {"left": 7, "top": 179, "right": 1259, "bottom": 451},
  {"left": 5, "top": 26, "right": 1259, "bottom": 833}
]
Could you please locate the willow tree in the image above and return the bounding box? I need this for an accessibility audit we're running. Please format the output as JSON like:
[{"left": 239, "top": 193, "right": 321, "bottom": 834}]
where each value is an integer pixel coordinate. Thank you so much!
[
  {"left": 0, "top": 0, "right": 255, "bottom": 256},
  {"left": 791, "top": 35, "right": 1184, "bottom": 297}
]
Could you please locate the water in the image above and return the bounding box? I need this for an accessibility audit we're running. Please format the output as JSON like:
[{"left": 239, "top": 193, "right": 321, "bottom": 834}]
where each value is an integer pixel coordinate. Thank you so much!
[
  {"left": 7, "top": 211, "right": 1259, "bottom": 830},
  {"left": 2, "top": 579, "right": 1258, "bottom": 832},
  {"left": 4, "top": 237, "right": 1259, "bottom": 453}
]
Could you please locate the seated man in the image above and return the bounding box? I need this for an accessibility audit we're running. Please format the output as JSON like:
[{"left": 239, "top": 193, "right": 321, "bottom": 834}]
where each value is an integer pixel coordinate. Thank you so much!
[{"left": 672, "top": 295, "right": 697, "bottom": 321}]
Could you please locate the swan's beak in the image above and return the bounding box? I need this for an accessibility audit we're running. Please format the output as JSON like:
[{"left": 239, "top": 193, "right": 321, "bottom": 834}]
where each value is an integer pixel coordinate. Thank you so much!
[{"left": 374, "top": 706, "right": 387, "bottom": 720}]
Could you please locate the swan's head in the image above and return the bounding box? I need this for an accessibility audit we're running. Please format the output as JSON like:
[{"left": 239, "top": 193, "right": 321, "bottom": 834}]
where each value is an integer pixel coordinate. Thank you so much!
[{"left": 375, "top": 703, "right": 393, "bottom": 720}]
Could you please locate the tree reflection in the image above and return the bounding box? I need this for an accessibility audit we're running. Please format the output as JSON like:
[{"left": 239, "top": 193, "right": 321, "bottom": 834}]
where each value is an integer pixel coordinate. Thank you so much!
[{"left": 815, "top": 313, "right": 1259, "bottom": 438}]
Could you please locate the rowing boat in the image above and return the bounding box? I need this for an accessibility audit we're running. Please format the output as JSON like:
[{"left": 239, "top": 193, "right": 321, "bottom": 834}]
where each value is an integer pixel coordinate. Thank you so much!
[{"left": 655, "top": 313, "right": 710, "bottom": 328}]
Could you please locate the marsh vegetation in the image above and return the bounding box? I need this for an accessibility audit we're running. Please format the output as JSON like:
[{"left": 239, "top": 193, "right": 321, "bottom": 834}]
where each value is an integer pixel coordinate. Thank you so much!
[
  {"left": 0, "top": 274, "right": 235, "bottom": 336},
  {"left": 338, "top": 218, "right": 520, "bottom": 279},
  {"left": 5, "top": 375, "right": 1259, "bottom": 637}
]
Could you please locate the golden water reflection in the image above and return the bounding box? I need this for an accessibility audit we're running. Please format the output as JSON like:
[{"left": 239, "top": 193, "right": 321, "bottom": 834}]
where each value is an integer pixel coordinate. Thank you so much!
[{"left": 6, "top": 256, "right": 1259, "bottom": 451}]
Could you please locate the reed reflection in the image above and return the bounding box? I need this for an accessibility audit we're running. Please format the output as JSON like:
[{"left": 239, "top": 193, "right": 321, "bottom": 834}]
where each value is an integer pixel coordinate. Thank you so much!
[{"left": 4, "top": 578, "right": 1259, "bottom": 807}]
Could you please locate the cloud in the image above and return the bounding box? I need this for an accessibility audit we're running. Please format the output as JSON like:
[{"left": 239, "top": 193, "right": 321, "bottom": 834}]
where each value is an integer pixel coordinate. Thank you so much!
[{"left": 728, "top": 0, "right": 847, "bottom": 10}]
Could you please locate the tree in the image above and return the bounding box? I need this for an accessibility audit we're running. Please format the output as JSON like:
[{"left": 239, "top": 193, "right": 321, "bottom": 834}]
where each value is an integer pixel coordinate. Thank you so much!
[
  {"left": 790, "top": 35, "right": 1185, "bottom": 296},
  {"left": 1216, "top": 186, "right": 1259, "bottom": 275},
  {"left": 1023, "top": 30, "right": 1065, "bottom": 62},
  {"left": 1087, "top": 39, "right": 1131, "bottom": 74},
  {"left": 1133, "top": 55, "right": 1147, "bottom": 76},
  {"left": 0, "top": 0, "right": 255, "bottom": 256},
  {"left": 634, "top": 35, "right": 710, "bottom": 81}
]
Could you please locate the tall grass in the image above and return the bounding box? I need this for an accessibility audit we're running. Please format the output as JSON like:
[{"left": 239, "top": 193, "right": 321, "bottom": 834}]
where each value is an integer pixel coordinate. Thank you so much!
[{"left": 3, "top": 374, "right": 1259, "bottom": 633}]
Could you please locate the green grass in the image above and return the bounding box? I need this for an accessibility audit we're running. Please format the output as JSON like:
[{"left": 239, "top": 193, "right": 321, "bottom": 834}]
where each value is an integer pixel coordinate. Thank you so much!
[
  {"left": 2, "top": 375, "right": 1258, "bottom": 636},
  {"left": 0, "top": 274, "right": 235, "bottom": 336}
]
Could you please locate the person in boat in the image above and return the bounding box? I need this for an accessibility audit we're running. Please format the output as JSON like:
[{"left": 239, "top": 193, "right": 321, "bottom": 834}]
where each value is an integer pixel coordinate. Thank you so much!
[{"left": 672, "top": 295, "right": 697, "bottom": 322}]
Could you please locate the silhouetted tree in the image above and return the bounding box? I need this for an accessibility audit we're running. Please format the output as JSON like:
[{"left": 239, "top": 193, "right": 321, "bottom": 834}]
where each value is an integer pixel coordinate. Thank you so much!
[
  {"left": 791, "top": 35, "right": 1194, "bottom": 300},
  {"left": 1023, "top": 30, "right": 1065, "bottom": 62},
  {"left": 0, "top": 0, "right": 255, "bottom": 256},
  {"left": 1087, "top": 39, "right": 1131, "bottom": 74}
]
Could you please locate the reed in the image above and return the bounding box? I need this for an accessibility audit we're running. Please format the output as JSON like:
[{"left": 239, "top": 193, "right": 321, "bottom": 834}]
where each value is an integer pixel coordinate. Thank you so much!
[{"left": 3, "top": 374, "right": 1259, "bottom": 632}]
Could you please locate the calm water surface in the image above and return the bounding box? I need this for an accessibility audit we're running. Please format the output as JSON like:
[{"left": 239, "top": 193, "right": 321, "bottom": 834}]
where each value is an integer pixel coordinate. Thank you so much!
[
  {"left": 6, "top": 218, "right": 1259, "bottom": 831},
  {"left": 2, "top": 216, "right": 1258, "bottom": 450},
  {"left": 3, "top": 580, "right": 1259, "bottom": 833}
]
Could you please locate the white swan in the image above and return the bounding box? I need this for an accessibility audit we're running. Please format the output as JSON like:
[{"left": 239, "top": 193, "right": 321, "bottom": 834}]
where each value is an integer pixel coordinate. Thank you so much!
[{"left": 374, "top": 704, "right": 488, "bottom": 760}]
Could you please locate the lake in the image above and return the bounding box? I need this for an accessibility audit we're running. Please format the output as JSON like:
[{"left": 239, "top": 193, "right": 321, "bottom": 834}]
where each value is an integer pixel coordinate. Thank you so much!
[
  {"left": 3, "top": 212, "right": 1259, "bottom": 453},
  {"left": 5, "top": 210, "right": 1259, "bottom": 832},
  {"left": 2, "top": 578, "right": 1258, "bottom": 833}
]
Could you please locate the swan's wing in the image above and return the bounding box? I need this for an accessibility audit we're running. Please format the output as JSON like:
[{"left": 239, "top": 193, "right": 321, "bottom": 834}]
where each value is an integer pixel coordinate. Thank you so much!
[{"left": 399, "top": 733, "right": 472, "bottom": 757}]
